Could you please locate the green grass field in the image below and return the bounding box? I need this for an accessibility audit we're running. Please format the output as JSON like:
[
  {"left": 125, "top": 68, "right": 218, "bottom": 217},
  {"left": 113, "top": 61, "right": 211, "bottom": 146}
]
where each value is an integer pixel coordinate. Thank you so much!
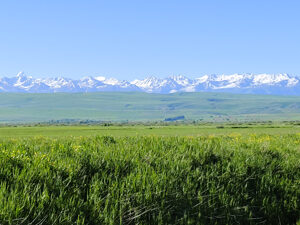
[
  {"left": 0, "top": 132, "right": 299, "bottom": 224},
  {"left": 1, "top": 92, "right": 300, "bottom": 123},
  {"left": 1, "top": 91, "right": 300, "bottom": 224},
  {"left": 0, "top": 125, "right": 299, "bottom": 224},
  {"left": 1, "top": 124, "right": 300, "bottom": 137}
]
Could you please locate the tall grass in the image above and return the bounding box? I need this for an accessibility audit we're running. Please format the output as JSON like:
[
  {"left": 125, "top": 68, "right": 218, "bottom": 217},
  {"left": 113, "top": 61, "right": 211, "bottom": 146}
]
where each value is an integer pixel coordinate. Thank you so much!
[{"left": 0, "top": 134, "right": 299, "bottom": 224}]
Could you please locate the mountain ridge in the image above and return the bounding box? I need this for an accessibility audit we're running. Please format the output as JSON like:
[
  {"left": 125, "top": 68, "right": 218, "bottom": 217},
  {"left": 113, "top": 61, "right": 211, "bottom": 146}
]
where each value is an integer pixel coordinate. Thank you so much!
[{"left": 0, "top": 72, "right": 299, "bottom": 95}]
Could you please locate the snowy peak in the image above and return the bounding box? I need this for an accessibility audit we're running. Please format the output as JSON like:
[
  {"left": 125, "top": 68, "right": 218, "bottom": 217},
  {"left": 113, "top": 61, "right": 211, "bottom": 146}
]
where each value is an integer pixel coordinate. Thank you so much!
[
  {"left": 191, "top": 73, "right": 299, "bottom": 90},
  {"left": 0, "top": 72, "right": 299, "bottom": 95},
  {"left": 252, "top": 73, "right": 298, "bottom": 86},
  {"left": 132, "top": 76, "right": 161, "bottom": 87},
  {"left": 16, "top": 71, "right": 26, "bottom": 78},
  {"left": 169, "top": 75, "right": 192, "bottom": 86},
  {"left": 131, "top": 75, "right": 192, "bottom": 93}
]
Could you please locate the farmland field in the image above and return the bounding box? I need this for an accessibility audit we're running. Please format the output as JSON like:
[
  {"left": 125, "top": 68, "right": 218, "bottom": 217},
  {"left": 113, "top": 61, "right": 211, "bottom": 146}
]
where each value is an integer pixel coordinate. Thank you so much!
[{"left": 0, "top": 125, "right": 299, "bottom": 224}]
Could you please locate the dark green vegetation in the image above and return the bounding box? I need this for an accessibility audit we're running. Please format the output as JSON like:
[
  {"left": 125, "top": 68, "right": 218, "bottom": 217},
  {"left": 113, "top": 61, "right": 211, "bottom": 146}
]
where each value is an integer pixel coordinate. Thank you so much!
[
  {"left": 0, "top": 134, "right": 299, "bottom": 224},
  {"left": 1, "top": 123, "right": 300, "bottom": 137},
  {"left": 1, "top": 92, "right": 300, "bottom": 123}
]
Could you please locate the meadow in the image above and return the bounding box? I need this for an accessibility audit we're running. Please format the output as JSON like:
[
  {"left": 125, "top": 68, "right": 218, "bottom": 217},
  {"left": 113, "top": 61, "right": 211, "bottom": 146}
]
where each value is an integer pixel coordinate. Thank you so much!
[
  {"left": 1, "top": 92, "right": 300, "bottom": 123},
  {"left": 0, "top": 125, "right": 299, "bottom": 224},
  {"left": 1, "top": 123, "right": 300, "bottom": 137}
]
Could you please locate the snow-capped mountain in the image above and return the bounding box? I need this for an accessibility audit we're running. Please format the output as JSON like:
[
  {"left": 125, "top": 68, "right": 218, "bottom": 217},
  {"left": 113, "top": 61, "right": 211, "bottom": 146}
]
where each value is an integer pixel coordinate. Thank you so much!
[
  {"left": 0, "top": 72, "right": 299, "bottom": 95},
  {"left": 131, "top": 73, "right": 300, "bottom": 95}
]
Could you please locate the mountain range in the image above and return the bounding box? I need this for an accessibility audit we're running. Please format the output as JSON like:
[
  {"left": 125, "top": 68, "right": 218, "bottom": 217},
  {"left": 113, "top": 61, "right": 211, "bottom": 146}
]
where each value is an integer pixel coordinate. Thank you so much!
[{"left": 0, "top": 72, "right": 299, "bottom": 95}]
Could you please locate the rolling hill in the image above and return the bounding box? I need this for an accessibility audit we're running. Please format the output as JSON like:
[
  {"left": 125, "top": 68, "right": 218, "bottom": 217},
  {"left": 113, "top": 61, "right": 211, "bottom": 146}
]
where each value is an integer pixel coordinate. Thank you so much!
[{"left": 1, "top": 92, "right": 300, "bottom": 123}]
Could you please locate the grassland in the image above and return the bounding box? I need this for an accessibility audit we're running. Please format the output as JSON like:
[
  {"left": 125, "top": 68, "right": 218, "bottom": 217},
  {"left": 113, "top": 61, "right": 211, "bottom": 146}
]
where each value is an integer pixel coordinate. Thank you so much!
[
  {"left": 0, "top": 125, "right": 299, "bottom": 224},
  {"left": 1, "top": 92, "right": 300, "bottom": 123},
  {"left": 1, "top": 123, "right": 300, "bottom": 137}
]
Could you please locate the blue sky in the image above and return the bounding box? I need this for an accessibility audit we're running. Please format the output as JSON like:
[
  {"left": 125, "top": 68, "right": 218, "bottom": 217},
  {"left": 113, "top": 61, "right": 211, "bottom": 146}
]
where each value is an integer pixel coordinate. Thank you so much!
[{"left": 0, "top": 0, "right": 299, "bottom": 80}]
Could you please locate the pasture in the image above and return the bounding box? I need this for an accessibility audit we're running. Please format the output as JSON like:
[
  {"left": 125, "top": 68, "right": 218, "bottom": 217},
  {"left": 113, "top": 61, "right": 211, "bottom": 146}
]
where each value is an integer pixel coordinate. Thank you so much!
[
  {"left": 0, "top": 124, "right": 299, "bottom": 224},
  {"left": 1, "top": 92, "right": 300, "bottom": 123},
  {"left": 1, "top": 123, "right": 300, "bottom": 137}
]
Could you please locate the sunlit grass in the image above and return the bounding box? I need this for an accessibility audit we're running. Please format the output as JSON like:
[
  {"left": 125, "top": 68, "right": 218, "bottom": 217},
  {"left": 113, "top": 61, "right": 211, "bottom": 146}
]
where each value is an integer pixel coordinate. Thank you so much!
[{"left": 0, "top": 134, "right": 299, "bottom": 224}]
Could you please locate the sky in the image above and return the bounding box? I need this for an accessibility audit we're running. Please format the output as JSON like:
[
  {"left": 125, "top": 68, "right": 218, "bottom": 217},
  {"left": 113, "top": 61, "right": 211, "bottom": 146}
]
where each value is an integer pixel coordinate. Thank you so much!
[{"left": 0, "top": 0, "right": 300, "bottom": 80}]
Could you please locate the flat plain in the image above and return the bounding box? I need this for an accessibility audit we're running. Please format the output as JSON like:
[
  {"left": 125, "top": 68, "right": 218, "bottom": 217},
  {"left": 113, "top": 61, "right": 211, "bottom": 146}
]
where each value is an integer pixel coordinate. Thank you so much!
[
  {"left": 0, "top": 124, "right": 299, "bottom": 224},
  {"left": 1, "top": 123, "right": 300, "bottom": 137}
]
